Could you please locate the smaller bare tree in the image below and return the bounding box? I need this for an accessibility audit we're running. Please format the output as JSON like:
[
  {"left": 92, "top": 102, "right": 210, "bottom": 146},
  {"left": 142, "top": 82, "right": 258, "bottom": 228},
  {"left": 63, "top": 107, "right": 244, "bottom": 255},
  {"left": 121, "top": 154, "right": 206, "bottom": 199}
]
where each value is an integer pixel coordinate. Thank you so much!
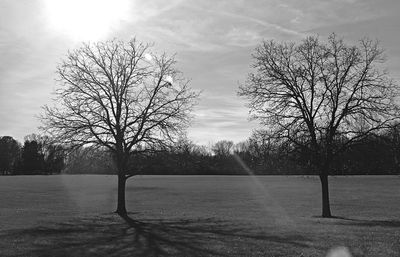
[
  {"left": 239, "top": 34, "right": 400, "bottom": 217},
  {"left": 212, "top": 140, "right": 234, "bottom": 157},
  {"left": 41, "top": 38, "right": 199, "bottom": 216}
]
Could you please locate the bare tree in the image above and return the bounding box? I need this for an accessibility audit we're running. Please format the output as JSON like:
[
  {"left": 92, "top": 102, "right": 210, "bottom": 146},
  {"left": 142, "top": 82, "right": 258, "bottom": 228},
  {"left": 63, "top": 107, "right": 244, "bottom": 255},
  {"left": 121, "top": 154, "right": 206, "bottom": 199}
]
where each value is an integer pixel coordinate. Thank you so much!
[
  {"left": 41, "top": 39, "right": 199, "bottom": 216},
  {"left": 239, "top": 34, "right": 400, "bottom": 217},
  {"left": 212, "top": 140, "right": 234, "bottom": 157},
  {"left": 24, "top": 133, "right": 49, "bottom": 156}
]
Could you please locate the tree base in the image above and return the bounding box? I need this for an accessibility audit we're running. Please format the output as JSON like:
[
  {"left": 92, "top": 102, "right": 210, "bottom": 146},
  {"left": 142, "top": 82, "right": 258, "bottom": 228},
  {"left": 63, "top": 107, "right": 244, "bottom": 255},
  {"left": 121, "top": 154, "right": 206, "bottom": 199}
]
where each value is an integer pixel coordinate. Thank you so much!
[{"left": 115, "top": 208, "right": 127, "bottom": 217}]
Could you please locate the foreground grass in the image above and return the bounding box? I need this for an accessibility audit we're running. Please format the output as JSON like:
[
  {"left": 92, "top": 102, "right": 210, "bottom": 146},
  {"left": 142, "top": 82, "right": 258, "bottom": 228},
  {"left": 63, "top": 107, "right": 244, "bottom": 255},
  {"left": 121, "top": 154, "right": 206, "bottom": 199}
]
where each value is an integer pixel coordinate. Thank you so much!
[{"left": 0, "top": 175, "right": 399, "bottom": 256}]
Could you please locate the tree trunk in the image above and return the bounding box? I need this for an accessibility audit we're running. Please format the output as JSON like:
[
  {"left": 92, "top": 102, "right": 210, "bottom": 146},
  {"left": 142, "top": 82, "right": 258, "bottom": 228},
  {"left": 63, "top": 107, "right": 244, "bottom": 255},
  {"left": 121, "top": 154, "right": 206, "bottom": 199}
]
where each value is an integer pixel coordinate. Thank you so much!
[
  {"left": 116, "top": 173, "right": 127, "bottom": 216},
  {"left": 319, "top": 173, "right": 332, "bottom": 217}
]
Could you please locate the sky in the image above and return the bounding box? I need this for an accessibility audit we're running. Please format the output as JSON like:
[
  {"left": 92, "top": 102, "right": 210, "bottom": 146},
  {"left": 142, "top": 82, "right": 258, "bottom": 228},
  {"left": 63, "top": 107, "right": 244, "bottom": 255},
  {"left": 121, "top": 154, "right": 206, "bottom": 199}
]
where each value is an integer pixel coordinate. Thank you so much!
[{"left": 0, "top": 0, "right": 399, "bottom": 145}]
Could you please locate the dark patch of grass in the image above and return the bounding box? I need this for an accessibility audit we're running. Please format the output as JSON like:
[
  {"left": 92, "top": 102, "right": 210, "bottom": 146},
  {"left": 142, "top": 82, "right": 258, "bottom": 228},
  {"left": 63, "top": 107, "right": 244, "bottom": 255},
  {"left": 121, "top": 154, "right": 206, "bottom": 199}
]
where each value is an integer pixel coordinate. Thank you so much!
[
  {"left": 327, "top": 216, "right": 400, "bottom": 228},
  {"left": 1, "top": 214, "right": 310, "bottom": 257}
]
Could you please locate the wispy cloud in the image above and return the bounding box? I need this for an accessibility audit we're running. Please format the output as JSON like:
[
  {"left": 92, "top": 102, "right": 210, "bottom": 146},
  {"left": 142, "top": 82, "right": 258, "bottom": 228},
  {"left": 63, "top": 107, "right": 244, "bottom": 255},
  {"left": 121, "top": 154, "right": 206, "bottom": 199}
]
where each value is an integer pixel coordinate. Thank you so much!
[{"left": 189, "top": 4, "right": 302, "bottom": 38}]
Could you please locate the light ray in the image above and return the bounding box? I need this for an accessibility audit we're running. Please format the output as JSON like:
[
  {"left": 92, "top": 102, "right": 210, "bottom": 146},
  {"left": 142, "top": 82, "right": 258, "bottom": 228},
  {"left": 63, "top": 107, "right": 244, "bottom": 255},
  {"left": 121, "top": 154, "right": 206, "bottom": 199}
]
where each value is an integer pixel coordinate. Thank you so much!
[{"left": 232, "top": 154, "right": 295, "bottom": 227}]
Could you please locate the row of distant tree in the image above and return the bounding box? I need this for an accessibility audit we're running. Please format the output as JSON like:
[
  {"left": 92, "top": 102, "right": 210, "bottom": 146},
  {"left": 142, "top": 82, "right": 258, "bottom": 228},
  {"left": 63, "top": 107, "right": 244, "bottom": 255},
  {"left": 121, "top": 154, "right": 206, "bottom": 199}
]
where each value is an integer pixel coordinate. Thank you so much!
[
  {"left": 0, "top": 134, "right": 64, "bottom": 175},
  {"left": 4, "top": 128, "right": 398, "bottom": 176},
  {"left": 126, "top": 126, "right": 400, "bottom": 175}
]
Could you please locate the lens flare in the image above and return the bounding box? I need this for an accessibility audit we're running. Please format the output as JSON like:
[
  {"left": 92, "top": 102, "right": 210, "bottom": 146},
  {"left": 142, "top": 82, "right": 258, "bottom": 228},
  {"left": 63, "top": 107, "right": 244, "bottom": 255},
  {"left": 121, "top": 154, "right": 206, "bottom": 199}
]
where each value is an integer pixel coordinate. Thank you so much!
[
  {"left": 326, "top": 246, "right": 352, "bottom": 257},
  {"left": 232, "top": 154, "right": 294, "bottom": 227}
]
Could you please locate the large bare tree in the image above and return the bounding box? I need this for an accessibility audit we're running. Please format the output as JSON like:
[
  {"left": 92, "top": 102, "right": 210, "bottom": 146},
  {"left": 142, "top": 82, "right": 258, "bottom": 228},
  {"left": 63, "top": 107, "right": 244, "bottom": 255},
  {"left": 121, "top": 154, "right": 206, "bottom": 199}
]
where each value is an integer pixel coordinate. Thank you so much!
[
  {"left": 239, "top": 34, "right": 399, "bottom": 217},
  {"left": 41, "top": 39, "right": 199, "bottom": 216}
]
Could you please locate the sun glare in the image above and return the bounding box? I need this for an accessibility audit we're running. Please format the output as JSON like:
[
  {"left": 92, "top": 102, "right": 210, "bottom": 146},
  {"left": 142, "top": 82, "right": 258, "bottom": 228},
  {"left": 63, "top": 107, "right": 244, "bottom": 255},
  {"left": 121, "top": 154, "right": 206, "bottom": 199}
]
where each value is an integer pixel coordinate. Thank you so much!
[{"left": 43, "top": 0, "right": 130, "bottom": 41}]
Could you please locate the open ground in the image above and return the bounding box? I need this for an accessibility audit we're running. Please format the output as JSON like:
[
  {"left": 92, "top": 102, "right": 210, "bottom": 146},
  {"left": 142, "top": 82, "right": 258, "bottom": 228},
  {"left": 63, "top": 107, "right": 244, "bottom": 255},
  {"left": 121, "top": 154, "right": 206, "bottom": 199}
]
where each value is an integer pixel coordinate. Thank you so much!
[{"left": 1, "top": 175, "right": 399, "bottom": 256}]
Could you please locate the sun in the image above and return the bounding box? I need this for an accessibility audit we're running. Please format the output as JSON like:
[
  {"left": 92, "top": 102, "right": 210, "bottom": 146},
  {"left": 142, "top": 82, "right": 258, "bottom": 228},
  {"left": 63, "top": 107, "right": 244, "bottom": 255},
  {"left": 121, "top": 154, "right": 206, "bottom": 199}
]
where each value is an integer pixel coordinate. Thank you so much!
[{"left": 43, "top": 0, "right": 130, "bottom": 41}]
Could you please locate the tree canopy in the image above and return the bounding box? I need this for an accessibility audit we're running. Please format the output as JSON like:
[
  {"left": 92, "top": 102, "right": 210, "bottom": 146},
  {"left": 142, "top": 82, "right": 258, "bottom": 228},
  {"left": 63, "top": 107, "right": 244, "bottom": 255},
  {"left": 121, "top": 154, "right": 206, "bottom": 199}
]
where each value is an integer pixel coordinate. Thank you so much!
[{"left": 42, "top": 39, "right": 198, "bottom": 153}]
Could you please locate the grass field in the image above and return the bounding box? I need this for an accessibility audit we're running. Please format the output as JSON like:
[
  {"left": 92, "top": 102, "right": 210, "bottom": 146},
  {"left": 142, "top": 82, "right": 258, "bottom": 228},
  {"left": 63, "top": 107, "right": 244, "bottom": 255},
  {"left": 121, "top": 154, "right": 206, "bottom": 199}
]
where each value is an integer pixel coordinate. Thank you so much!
[{"left": 0, "top": 175, "right": 399, "bottom": 256}]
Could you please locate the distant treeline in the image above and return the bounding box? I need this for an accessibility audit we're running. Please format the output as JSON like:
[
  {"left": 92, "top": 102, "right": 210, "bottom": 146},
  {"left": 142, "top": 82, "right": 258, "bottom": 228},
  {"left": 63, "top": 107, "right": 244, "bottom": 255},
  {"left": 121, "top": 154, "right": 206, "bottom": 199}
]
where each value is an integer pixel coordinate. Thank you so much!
[
  {"left": 127, "top": 126, "right": 400, "bottom": 176},
  {"left": 0, "top": 134, "right": 64, "bottom": 175},
  {"left": 2, "top": 125, "right": 399, "bottom": 176}
]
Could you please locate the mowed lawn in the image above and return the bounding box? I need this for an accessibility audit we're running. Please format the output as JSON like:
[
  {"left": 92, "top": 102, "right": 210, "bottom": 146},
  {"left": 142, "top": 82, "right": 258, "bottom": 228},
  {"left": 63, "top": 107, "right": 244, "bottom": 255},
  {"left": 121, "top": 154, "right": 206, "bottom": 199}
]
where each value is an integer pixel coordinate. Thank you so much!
[{"left": 0, "top": 175, "right": 399, "bottom": 257}]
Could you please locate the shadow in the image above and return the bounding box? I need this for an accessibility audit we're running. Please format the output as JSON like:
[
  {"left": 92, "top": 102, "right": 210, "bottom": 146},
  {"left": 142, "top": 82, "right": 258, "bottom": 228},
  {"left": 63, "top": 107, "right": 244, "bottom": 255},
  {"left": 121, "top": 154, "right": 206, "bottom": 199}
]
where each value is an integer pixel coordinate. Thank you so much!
[
  {"left": 334, "top": 216, "right": 400, "bottom": 228},
  {"left": 0, "top": 214, "right": 311, "bottom": 257},
  {"left": 126, "top": 186, "right": 165, "bottom": 192},
  {"left": 312, "top": 215, "right": 400, "bottom": 228}
]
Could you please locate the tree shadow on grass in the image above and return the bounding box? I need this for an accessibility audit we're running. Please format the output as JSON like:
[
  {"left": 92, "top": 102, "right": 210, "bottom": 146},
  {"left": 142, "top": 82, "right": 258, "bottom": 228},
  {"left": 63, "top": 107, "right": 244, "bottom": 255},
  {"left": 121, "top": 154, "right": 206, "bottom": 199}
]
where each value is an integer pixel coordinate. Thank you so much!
[
  {"left": 331, "top": 216, "right": 400, "bottom": 228},
  {"left": 0, "top": 214, "right": 311, "bottom": 257},
  {"left": 313, "top": 215, "right": 400, "bottom": 228}
]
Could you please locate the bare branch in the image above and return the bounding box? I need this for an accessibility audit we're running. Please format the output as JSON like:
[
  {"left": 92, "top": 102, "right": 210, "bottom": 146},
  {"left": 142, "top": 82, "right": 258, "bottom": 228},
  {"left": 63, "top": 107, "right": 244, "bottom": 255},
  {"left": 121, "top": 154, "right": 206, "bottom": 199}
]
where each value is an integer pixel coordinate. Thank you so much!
[{"left": 239, "top": 33, "right": 400, "bottom": 172}]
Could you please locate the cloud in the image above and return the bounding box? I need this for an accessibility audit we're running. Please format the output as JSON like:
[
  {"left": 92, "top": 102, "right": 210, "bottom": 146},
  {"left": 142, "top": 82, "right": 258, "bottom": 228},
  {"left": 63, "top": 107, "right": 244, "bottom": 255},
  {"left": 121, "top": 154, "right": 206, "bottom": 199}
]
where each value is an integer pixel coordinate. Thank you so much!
[
  {"left": 189, "top": 99, "right": 256, "bottom": 145},
  {"left": 224, "top": 27, "right": 262, "bottom": 48},
  {"left": 187, "top": 3, "right": 303, "bottom": 38}
]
